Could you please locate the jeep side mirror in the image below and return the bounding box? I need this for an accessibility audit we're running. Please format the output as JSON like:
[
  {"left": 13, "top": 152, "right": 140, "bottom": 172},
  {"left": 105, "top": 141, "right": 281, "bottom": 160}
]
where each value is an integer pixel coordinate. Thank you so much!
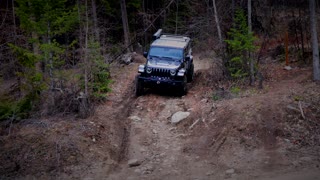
[{"left": 143, "top": 51, "right": 148, "bottom": 58}]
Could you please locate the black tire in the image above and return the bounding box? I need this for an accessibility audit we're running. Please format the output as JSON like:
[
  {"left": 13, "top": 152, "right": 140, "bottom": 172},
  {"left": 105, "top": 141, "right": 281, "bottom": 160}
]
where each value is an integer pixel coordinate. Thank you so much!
[
  {"left": 179, "top": 76, "right": 188, "bottom": 96},
  {"left": 135, "top": 75, "right": 144, "bottom": 96},
  {"left": 187, "top": 63, "right": 194, "bottom": 82}
]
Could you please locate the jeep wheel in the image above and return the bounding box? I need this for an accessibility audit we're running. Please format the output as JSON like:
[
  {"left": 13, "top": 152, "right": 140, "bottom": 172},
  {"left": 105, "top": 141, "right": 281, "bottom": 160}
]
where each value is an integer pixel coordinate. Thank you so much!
[
  {"left": 179, "top": 76, "right": 188, "bottom": 96},
  {"left": 187, "top": 63, "right": 194, "bottom": 82},
  {"left": 135, "top": 75, "right": 144, "bottom": 96}
]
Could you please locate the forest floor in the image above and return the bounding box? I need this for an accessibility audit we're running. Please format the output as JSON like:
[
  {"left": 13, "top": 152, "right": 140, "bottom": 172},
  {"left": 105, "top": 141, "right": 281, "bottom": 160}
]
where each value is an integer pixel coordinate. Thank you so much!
[{"left": 1, "top": 51, "right": 320, "bottom": 180}]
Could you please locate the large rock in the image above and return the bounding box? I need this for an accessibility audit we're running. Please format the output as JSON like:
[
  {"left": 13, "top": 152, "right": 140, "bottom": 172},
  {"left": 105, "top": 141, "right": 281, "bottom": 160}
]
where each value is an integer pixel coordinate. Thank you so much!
[
  {"left": 121, "top": 53, "right": 132, "bottom": 65},
  {"left": 128, "top": 159, "right": 142, "bottom": 167},
  {"left": 284, "top": 66, "right": 292, "bottom": 70},
  {"left": 129, "top": 116, "right": 141, "bottom": 122},
  {"left": 226, "top": 168, "right": 235, "bottom": 174},
  {"left": 171, "top": 111, "right": 190, "bottom": 124}
]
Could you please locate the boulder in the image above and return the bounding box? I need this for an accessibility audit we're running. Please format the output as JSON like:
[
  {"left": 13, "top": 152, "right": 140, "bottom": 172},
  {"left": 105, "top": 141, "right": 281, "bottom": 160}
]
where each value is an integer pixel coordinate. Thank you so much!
[
  {"left": 128, "top": 159, "right": 142, "bottom": 167},
  {"left": 171, "top": 111, "right": 190, "bottom": 124},
  {"left": 129, "top": 116, "right": 141, "bottom": 122},
  {"left": 225, "top": 168, "right": 235, "bottom": 174},
  {"left": 121, "top": 53, "right": 132, "bottom": 65},
  {"left": 284, "top": 66, "right": 292, "bottom": 70}
]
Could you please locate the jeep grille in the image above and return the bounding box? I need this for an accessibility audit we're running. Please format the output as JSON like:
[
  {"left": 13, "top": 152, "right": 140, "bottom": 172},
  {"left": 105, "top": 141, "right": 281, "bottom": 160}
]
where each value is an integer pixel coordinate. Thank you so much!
[{"left": 150, "top": 68, "right": 171, "bottom": 77}]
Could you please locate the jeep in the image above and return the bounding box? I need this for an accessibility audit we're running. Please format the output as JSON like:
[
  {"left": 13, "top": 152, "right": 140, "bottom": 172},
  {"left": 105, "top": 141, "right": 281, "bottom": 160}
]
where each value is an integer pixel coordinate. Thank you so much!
[{"left": 135, "top": 29, "right": 194, "bottom": 96}]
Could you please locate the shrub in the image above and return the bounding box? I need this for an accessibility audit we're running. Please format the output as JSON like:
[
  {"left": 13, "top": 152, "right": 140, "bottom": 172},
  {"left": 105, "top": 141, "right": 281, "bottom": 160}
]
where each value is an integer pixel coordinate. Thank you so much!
[{"left": 0, "top": 93, "right": 38, "bottom": 121}]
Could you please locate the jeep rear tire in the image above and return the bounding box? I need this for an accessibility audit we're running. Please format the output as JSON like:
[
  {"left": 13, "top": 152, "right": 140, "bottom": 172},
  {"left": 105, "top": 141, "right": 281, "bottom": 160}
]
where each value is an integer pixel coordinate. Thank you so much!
[
  {"left": 187, "top": 63, "right": 194, "bottom": 82},
  {"left": 135, "top": 75, "right": 144, "bottom": 96}
]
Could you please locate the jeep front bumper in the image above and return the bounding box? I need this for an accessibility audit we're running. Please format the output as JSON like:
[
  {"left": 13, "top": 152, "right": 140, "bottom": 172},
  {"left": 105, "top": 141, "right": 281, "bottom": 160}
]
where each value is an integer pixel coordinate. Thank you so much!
[{"left": 138, "top": 76, "right": 184, "bottom": 87}]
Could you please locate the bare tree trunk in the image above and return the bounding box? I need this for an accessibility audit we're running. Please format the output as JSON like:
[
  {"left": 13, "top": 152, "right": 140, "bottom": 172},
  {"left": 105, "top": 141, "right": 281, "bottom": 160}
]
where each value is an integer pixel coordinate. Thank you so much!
[
  {"left": 204, "top": 0, "right": 211, "bottom": 31},
  {"left": 120, "top": 0, "right": 131, "bottom": 52},
  {"left": 163, "top": 0, "right": 166, "bottom": 24},
  {"left": 48, "top": 22, "right": 54, "bottom": 90},
  {"left": 309, "top": 0, "right": 320, "bottom": 81},
  {"left": 91, "top": 0, "right": 100, "bottom": 43},
  {"left": 12, "top": 0, "right": 22, "bottom": 97},
  {"left": 28, "top": 2, "right": 42, "bottom": 72},
  {"left": 299, "top": 7, "right": 305, "bottom": 63},
  {"left": 213, "top": 0, "right": 222, "bottom": 44},
  {"left": 31, "top": 33, "right": 40, "bottom": 72},
  {"left": 84, "top": 0, "right": 89, "bottom": 96},
  {"left": 248, "top": 0, "right": 252, "bottom": 33},
  {"left": 248, "top": 0, "right": 254, "bottom": 85},
  {"left": 77, "top": 0, "right": 90, "bottom": 118},
  {"left": 12, "top": 0, "right": 17, "bottom": 44},
  {"left": 77, "top": 0, "right": 83, "bottom": 53},
  {"left": 143, "top": 0, "right": 148, "bottom": 52},
  {"left": 47, "top": 21, "right": 57, "bottom": 109},
  {"left": 232, "top": 0, "right": 235, "bottom": 22},
  {"left": 291, "top": 10, "right": 300, "bottom": 52},
  {"left": 285, "top": 31, "right": 289, "bottom": 66},
  {"left": 175, "top": 0, "right": 179, "bottom": 35},
  {"left": 206, "top": 0, "right": 210, "bottom": 30}
]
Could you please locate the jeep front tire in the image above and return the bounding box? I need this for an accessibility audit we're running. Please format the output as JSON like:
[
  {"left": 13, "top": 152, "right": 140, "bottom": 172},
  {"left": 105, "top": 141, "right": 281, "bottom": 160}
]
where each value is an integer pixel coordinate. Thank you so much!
[
  {"left": 187, "top": 63, "right": 194, "bottom": 82},
  {"left": 135, "top": 75, "right": 144, "bottom": 96},
  {"left": 179, "top": 76, "right": 188, "bottom": 96}
]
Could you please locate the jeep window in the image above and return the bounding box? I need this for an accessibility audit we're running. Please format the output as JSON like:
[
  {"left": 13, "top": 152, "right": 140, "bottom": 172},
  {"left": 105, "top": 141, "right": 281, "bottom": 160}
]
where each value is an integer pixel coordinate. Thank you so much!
[{"left": 149, "top": 47, "right": 183, "bottom": 60}]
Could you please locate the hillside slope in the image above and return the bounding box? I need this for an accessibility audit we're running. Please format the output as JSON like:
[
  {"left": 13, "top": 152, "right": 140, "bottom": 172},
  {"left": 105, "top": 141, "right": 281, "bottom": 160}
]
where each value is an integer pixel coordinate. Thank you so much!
[{"left": 0, "top": 53, "right": 319, "bottom": 179}]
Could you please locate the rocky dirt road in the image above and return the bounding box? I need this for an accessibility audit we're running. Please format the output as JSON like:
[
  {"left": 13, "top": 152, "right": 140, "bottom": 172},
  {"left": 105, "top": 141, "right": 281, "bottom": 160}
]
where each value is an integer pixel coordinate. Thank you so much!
[
  {"left": 1, "top": 53, "right": 319, "bottom": 180},
  {"left": 107, "top": 54, "right": 320, "bottom": 180}
]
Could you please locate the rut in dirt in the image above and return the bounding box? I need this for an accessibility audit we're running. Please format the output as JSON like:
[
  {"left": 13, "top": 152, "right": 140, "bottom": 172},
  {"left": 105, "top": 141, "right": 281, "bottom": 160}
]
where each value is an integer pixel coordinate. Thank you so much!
[{"left": 110, "top": 80, "right": 138, "bottom": 164}]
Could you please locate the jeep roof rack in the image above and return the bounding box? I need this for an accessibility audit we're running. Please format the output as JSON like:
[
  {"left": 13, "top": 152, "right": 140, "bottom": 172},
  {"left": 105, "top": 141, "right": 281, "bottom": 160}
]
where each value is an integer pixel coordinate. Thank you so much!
[
  {"left": 152, "top": 29, "right": 163, "bottom": 40},
  {"left": 152, "top": 29, "right": 190, "bottom": 41},
  {"left": 159, "top": 35, "right": 190, "bottom": 42},
  {"left": 151, "top": 29, "right": 191, "bottom": 49}
]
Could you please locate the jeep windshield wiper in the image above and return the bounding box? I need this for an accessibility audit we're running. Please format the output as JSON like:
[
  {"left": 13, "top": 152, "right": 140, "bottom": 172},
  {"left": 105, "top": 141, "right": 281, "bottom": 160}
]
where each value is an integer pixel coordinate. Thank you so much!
[
  {"left": 150, "top": 55, "right": 161, "bottom": 59},
  {"left": 162, "top": 56, "right": 176, "bottom": 60}
]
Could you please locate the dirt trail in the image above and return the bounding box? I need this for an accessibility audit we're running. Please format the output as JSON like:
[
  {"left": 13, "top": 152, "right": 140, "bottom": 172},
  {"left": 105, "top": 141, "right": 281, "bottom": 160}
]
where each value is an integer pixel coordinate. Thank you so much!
[
  {"left": 107, "top": 56, "right": 320, "bottom": 180},
  {"left": 107, "top": 55, "right": 215, "bottom": 180}
]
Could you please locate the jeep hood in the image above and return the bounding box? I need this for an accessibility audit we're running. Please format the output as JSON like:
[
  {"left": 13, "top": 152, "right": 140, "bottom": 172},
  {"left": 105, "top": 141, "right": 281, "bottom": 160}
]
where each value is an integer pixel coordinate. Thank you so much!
[{"left": 147, "top": 58, "right": 181, "bottom": 69}]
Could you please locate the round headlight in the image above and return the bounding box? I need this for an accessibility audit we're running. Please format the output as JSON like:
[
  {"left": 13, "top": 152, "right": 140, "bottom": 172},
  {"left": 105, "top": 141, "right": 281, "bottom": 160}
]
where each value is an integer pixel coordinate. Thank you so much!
[
  {"left": 146, "top": 67, "right": 152, "bottom": 74},
  {"left": 170, "top": 69, "right": 176, "bottom": 76}
]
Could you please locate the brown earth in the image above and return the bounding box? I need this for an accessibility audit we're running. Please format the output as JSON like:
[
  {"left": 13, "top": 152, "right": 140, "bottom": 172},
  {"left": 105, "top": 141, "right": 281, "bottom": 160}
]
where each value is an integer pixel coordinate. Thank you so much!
[{"left": 1, "top": 52, "right": 320, "bottom": 180}]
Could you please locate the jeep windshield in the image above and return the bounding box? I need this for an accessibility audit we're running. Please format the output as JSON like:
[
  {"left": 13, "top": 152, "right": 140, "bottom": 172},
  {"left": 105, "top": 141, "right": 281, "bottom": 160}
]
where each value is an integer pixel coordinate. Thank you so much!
[{"left": 148, "top": 47, "right": 183, "bottom": 60}]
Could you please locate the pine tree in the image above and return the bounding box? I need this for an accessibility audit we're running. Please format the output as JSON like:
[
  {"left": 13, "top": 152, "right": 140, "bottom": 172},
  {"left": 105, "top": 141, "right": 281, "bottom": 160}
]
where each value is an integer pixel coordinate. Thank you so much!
[
  {"left": 7, "top": 0, "right": 78, "bottom": 118},
  {"left": 16, "top": 0, "right": 77, "bottom": 77},
  {"left": 225, "top": 9, "right": 257, "bottom": 79}
]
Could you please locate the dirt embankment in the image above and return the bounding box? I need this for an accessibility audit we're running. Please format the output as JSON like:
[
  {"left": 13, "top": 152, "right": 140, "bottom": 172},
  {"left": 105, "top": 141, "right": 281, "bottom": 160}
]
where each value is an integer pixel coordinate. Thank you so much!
[
  {"left": 0, "top": 55, "right": 141, "bottom": 179},
  {"left": 1, "top": 52, "right": 320, "bottom": 180}
]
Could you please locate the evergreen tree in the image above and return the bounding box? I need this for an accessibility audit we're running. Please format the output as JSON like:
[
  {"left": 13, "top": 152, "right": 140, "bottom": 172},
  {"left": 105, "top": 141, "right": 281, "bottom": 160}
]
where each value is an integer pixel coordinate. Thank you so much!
[
  {"left": 15, "top": 0, "right": 78, "bottom": 80},
  {"left": 6, "top": 0, "right": 78, "bottom": 119},
  {"left": 225, "top": 9, "right": 257, "bottom": 79}
]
